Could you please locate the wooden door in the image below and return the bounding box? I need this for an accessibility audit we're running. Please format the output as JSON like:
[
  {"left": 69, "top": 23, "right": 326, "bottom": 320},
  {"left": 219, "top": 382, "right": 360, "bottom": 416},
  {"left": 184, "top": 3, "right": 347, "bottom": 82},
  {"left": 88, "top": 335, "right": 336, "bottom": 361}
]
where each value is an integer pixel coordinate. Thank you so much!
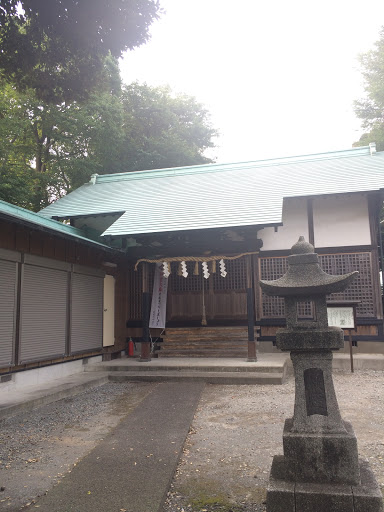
[{"left": 167, "top": 259, "right": 247, "bottom": 323}]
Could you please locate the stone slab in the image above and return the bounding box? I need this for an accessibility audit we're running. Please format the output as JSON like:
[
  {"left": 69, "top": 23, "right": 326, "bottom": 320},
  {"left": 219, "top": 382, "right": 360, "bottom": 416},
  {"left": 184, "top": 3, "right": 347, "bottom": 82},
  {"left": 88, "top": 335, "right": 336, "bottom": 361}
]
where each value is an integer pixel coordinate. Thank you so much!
[
  {"left": 266, "top": 459, "right": 384, "bottom": 512},
  {"left": 108, "top": 370, "right": 285, "bottom": 384},
  {"left": 266, "top": 476, "right": 295, "bottom": 512},
  {"left": 353, "top": 459, "right": 384, "bottom": 512},
  {"left": 294, "top": 481, "right": 354, "bottom": 512}
]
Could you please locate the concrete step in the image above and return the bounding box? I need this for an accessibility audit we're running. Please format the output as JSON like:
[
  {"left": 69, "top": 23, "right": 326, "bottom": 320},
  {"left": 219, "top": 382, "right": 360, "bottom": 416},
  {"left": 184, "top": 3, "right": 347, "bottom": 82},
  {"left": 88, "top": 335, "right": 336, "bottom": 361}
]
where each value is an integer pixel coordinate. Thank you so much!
[
  {"left": 107, "top": 370, "right": 285, "bottom": 385},
  {"left": 85, "top": 363, "right": 284, "bottom": 374}
]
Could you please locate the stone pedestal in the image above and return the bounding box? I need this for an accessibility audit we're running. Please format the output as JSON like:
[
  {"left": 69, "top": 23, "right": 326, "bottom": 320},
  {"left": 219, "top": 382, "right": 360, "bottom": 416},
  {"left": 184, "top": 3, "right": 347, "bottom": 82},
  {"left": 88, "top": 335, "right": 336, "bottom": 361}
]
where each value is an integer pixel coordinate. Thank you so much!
[
  {"left": 281, "top": 418, "right": 360, "bottom": 484},
  {"left": 266, "top": 348, "right": 383, "bottom": 511},
  {"left": 265, "top": 349, "right": 383, "bottom": 511},
  {"left": 261, "top": 238, "right": 383, "bottom": 512}
]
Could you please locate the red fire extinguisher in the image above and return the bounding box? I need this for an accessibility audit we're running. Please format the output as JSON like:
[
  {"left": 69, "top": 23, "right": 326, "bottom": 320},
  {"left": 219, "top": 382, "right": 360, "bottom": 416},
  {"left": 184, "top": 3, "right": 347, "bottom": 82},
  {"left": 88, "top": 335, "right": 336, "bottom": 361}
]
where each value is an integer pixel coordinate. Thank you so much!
[{"left": 128, "top": 338, "right": 134, "bottom": 357}]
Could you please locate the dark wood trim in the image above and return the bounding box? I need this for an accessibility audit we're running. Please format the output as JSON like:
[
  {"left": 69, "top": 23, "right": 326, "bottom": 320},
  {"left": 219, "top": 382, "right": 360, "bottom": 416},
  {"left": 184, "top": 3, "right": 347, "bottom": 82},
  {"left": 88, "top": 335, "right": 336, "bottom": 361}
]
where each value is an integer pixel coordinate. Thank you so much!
[
  {"left": 367, "top": 192, "right": 381, "bottom": 246},
  {"left": 316, "top": 245, "right": 375, "bottom": 254},
  {"left": 259, "top": 246, "right": 375, "bottom": 258},
  {"left": 256, "top": 317, "right": 383, "bottom": 326},
  {"left": 258, "top": 249, "right": 292, "bottom": 257},
  {"left": 13, "top": 258, "right": 23, "bottom": 366},
  {"left": 253, "top": 253, "right": 261, "bottom": 322},
  {"left": 66, "top": 271, "right": 72, "bottom": 356},
  {"left": 368, "top": 192, "right": 383, "bottom": 319},
  {"left": 140, "top": 292, "right": 151, "bottom": 361},
  {"left": 140, "top": 262, "right": 151, "bottom": 361},
  {"left": 258, "top": 335, "right": 384, "bottom": 342},
  {"left": 246, "top": 289, "right": 255, "bottom": 342},
  {"left": 307, "top": 197, "right": 314, "bottom": 245}
]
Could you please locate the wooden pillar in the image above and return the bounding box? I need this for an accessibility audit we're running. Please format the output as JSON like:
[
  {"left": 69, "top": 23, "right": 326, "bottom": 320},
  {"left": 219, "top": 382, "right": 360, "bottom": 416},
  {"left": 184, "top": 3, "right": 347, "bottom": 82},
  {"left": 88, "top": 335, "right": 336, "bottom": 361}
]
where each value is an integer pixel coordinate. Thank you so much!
[
  {"left": 307, "top": 197, "right": 315, "bottom": 246},
  {"left": 140, "top": 262, "right": 151, "bottom": 362},
  {"left": 246, "top": 255, "right": 257, "bottom": 362}
]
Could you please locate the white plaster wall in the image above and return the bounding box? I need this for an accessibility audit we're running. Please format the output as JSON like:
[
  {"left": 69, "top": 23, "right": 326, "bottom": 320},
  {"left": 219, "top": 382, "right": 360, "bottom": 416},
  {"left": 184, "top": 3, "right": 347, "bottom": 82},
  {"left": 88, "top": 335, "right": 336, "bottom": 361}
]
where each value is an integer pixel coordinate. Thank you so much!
[
  {"left": 259, "top": 197, "right": 309, "bottom": 251},
  {"left": 313, "top": 194, "right": 371, "bottom": 248},
  {"left": 0, "top": 356, "right": 102, "bottom": 392}
]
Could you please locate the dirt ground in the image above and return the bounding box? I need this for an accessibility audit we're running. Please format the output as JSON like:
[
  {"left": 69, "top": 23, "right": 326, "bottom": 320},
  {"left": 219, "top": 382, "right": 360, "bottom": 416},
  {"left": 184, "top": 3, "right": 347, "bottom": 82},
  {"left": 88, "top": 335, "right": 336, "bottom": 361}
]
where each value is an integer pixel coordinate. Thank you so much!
[
  {"left": 163, "top": 370, "right": 384, "bottom": 512},
  {"left": 0, "top": 370, "right": 383, "bottom": 512}
]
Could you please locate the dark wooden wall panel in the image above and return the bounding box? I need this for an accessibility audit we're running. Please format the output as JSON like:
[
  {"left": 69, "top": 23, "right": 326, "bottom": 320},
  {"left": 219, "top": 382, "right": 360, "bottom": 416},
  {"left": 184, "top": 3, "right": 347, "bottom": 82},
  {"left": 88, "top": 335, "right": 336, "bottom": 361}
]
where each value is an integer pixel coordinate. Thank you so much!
[
  {"left": 29, "top": 231, "right": 44, "bottom": 256},
  {"left": 0, "top": 219, "right": 16, "bottom": 249},
  {"left": 54, "top": 238, "right": 66, "bottom": 260},
  {"left": 15, "top": 227, "right": 29, "bottom": 252},
  {"left": 42, "top": 236, "right": 55, "bottom": 259}
]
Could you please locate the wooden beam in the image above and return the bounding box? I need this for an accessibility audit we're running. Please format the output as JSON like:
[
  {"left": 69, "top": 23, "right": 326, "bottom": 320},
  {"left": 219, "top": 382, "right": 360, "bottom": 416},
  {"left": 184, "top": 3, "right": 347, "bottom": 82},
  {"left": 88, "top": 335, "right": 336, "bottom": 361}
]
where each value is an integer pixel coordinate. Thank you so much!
[
  {"left": 307, "top": 197, "right": 315, "bottom": 246},
  {"left": 246, "top": 255, "right": 257, "bottom": 361},
  {"left": 140, "top": 262, "right": 151, "bottom": 362}
]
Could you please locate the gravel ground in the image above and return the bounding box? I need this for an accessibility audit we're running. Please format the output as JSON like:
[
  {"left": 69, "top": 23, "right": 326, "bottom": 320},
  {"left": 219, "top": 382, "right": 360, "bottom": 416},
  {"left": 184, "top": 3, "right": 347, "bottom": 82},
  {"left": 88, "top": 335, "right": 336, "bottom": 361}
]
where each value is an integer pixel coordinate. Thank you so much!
[
  {"left": 163, "top": 370, "right": 384, "bottom": 512},
  {"left": 0, "top": 371, "right": 383, "bottom": 512},
  {"left": 0, "top": 381, "right": 155, "bottom": 511}
]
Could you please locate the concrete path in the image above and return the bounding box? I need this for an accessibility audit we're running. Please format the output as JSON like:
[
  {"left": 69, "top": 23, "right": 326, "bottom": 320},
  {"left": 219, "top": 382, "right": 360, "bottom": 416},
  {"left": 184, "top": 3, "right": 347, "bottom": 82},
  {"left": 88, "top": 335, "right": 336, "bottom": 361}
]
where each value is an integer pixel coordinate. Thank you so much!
[{"left": 22, "top": 381, "right": 205, "bottom": 512}]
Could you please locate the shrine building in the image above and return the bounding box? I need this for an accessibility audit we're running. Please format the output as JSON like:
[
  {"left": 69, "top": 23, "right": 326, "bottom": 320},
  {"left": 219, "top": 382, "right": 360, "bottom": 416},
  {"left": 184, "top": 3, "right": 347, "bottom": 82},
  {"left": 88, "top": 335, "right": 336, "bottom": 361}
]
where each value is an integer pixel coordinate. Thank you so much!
[{"left": 1, "top": 144, "right": 384, "bottom": 372}]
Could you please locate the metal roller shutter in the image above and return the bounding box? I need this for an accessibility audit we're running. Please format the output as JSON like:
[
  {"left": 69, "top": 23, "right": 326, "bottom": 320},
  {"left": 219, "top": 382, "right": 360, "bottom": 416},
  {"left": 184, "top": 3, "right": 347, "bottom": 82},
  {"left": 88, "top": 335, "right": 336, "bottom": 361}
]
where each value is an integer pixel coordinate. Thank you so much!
[
  {"left": 70, "top": 273, "right": 103, "bottom": 353},
  {"left": 0, "top": 259, "right": 17, "bottom": 366},
  {"left": 20, "top": 265, "right": 68, "bottom": 363}
]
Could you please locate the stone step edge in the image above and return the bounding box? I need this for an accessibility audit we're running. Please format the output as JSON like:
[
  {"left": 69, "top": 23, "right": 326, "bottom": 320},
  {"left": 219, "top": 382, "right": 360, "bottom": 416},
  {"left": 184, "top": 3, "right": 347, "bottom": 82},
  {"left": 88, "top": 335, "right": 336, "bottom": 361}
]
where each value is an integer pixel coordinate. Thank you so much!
[
  {"left": 107, "top": 371, "right": 285, "bottom": 385},
  {"left": 85, "top": 365, "right": 286, "bottom": 374}
]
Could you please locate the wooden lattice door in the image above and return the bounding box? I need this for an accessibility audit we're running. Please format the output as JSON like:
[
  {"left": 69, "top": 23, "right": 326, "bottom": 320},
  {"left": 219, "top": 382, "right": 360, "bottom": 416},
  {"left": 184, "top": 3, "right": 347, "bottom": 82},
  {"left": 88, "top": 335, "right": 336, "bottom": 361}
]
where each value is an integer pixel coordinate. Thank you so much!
[{"left": 167, "top": 259, "right": 247, "bottom": 323}]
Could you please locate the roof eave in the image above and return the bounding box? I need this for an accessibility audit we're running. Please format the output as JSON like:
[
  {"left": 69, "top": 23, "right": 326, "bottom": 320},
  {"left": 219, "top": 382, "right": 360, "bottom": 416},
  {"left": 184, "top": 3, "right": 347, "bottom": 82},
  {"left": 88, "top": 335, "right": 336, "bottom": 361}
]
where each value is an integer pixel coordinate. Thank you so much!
[{"left": 0, "top": 212, "right": 120, "bottom": 254}]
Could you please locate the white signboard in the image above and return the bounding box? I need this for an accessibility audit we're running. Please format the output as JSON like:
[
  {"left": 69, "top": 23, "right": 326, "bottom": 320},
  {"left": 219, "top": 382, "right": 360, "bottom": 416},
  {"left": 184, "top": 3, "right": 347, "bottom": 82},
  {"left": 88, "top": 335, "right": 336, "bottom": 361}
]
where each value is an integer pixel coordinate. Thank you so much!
[
  {"left": 327, "top": 307, "right": 355, "bottom": 329},
  {"left": 149, "top": 264, "right": 168, "bottom": 329}
]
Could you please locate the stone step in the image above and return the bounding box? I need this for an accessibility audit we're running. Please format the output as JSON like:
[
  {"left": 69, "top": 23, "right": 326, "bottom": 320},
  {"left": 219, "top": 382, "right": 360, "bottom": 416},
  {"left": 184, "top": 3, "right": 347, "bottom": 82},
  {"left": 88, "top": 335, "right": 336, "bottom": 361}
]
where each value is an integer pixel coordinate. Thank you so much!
[
  {"left": 85, "top": 362, "right": 284, "bottom": 374},
  {"left": 107, "top": 370, "right": 285, "bottom": 385}
]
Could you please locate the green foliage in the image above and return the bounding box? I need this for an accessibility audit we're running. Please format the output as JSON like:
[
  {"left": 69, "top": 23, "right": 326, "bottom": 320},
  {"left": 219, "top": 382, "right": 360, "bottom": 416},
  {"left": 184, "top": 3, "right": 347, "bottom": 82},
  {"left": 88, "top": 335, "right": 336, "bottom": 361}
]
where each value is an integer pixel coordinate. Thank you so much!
[
  {"left": 354, "top": 28, "right": 384, "bottom": 150},
  {"left": 0, "top": 75, "right": 217, "bottom": 210},
  {"left": 119, "top": 83, "right": 218, "bottom": 172},
  {"left": 0, "top": 0, "right": 161, "bottom": 103}
]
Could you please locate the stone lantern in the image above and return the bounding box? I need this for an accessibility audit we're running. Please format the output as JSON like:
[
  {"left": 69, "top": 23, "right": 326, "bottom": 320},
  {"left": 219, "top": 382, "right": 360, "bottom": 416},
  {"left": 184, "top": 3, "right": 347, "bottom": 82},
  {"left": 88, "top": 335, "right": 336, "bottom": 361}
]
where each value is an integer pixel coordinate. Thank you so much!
[{"left": 260, "top": 237, "right": 383, "bottom": 512}]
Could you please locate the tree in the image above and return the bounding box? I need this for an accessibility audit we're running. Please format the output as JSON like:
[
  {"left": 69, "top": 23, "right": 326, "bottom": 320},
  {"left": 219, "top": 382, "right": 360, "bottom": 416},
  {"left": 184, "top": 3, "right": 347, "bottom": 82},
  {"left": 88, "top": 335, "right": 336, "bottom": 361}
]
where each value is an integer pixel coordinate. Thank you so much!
[
  {"left": 118, "top": 82, "right": 218, "bottom": 172},
  {"left": 0, "top": 0, "right": 161, "bottom": 103},
  {"left": 0, "top": 58, "right": 124, "bottom": 210},
  {"left": 354, "top": 28, "right": 384, "bottom": 150},
  {"left": 0, "top": 78, "right": 217, "bottom": 211}
]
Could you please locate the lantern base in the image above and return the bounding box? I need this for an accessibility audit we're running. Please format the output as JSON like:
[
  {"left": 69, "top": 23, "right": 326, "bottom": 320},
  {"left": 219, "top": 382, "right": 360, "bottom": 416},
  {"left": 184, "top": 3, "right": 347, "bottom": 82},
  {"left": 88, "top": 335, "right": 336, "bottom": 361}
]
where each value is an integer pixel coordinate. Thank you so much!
[
  {"left": 266, "top": 458, "right": 383, "bottom": 512},
  {"left": 280, "top": 418, "right": 360, "bottom": 485}
]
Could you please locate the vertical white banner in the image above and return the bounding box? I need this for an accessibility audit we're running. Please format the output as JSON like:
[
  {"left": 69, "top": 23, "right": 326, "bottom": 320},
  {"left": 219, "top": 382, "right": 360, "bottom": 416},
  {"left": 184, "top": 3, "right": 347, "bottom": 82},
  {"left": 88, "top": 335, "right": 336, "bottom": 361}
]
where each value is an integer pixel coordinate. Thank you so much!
[{"left": 149, "top": 264, "right": 168, "bottom": 329}]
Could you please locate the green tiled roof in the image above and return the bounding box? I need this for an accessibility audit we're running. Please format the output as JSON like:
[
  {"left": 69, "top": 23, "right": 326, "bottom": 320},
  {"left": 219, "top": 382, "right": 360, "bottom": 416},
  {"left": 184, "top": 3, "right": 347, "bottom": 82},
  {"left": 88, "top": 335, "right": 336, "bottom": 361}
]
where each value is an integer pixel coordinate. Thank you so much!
[
  {"left": 39, "top": 146, "right": 384, "bottom": 238},
  {"left": 0, "top": 199, "right": 113, "bottom": 249}
]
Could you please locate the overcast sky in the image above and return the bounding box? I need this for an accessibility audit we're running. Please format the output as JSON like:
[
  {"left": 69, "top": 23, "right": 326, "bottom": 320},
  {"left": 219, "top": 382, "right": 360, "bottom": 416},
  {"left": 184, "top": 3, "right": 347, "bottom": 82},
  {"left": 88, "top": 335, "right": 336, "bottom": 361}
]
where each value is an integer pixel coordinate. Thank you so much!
[{"left": 120, "top": 0, "right": 384, "bottom": 163}]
